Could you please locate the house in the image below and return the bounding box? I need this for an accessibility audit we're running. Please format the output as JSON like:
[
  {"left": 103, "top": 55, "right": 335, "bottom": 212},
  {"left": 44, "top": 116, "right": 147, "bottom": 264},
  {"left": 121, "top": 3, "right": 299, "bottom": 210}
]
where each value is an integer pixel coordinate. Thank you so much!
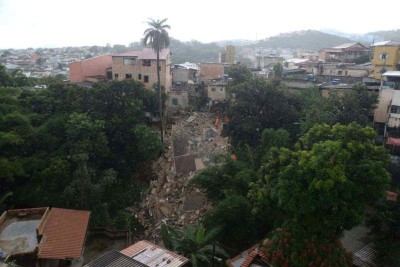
[
  {"left": 255, "top": 55, "right": 285, "bottom": 70},
  {"left": 373, "top": 71, "right": 400, "bottom": 148},
  {"left": 84, "top": 250, "right": 146, "bottom": 267},
  {"left": 198, "top": 63, "right": 225, "bottom": 83},
  {"left": 207, "top": 82, "right": 226, "bottom": 104},
  {"left": 69, "top": 55, "right": 112, "bottom": 82},
  {"left": 226, "top": 243, "right": 271, "bottom": 267},
  {"left": 171, "top": 62, "right": 198, "bottom": 88},
  {"left": 0, "top": 207, "right": 90, "bottom": 267},
  {"left": 371, "top": 41, "right": 400, "bottom": 80},
  {"left": 168, "top": 90, "right": 189, "bottom": 110},
  {"left": 319, "top": 42, "right": 371, "bottom": 63},
  {"left": 112, "top": 48, "right": 172, "bottom": 90},
  {"left": 85, "top": 240, "right": 189, "bottom": 267}
]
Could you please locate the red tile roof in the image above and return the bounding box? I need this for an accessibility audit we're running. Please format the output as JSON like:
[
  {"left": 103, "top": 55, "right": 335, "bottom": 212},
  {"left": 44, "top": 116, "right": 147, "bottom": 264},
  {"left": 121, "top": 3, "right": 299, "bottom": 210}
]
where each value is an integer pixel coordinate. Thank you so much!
[
  {"left": 37, "top": 208, "right": 90, "bottom": 260},
  {"left": 114, "top": 48, "right": 169, "bottom": 60}
]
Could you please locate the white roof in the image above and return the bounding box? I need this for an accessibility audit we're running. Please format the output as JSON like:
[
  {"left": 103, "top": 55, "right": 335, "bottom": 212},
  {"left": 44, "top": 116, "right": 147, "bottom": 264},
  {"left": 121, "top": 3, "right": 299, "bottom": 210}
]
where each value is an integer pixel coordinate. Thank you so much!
[
  {"left": 285, "top": 58, "right": 310, "bottom": 64},
  {"left": 382, "top": 71, "right": 400, "bottom": 77}
]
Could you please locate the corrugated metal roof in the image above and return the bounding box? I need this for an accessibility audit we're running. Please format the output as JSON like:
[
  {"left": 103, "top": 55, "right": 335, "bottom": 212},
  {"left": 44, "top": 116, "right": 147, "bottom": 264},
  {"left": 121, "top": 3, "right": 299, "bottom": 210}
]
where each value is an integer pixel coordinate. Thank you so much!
[
  {"left": 383, "top": 71, "right": 400, "bottom": 77},
  {"left": 121, "top": 240, "right": 189, "bottom": 267},
  {"left": 37, "top": 208, "right": 90, "bottom": 260},
  {"left": 371, "top": 41, "right": 400, "bottom": 47},
  {"left": 85, "top": 250, "right": 147, "bottom": 267},
  {"left": 333, "top": 42, "right": 359, "bottom": 49}
]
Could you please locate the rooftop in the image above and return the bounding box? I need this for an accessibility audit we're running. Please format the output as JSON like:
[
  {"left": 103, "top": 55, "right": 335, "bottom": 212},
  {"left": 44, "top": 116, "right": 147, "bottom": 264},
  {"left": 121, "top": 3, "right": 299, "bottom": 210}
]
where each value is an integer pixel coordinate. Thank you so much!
[
  {"left": 121, "top": 240, "right": 189, "bottom": 267},
  {"left": 0, "top": 207, "right": 48, "bottom": 257},
  {"left": 371, "top": 41, "right": 400, "bottom": 47},
  {"left": 114, "top": 48, "right": 170, "bottom": 60},
  {"left": 84, "top": 250, "right": 147, "bottom": 267},
  {"left": 38, "top": 207, "right": 90, "bottom": 260}
]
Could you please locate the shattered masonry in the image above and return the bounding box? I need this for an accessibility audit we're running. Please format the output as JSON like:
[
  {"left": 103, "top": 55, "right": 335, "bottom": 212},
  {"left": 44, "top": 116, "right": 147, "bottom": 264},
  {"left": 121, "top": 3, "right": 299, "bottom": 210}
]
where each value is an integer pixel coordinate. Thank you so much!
[{"left": 134, "top": 111, "right": 229, "bottom": 243}]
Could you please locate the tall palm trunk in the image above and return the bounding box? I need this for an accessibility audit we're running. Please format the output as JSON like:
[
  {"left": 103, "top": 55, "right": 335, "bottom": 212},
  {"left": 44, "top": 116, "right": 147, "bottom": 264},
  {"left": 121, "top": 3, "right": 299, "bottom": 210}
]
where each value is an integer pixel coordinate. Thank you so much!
[{"left": 157, "top": 48, "right": 163, "bottom": 143}]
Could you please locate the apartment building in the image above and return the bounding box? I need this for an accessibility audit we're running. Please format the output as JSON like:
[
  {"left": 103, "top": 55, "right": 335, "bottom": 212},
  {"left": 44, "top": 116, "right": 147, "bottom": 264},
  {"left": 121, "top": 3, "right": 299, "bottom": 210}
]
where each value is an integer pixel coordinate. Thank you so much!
[
  {"left": 371, "top": 41, "right": 400, "bottom": 80},
  {"left": 112, "top": 48, "right": 172, "bottom": 90}
]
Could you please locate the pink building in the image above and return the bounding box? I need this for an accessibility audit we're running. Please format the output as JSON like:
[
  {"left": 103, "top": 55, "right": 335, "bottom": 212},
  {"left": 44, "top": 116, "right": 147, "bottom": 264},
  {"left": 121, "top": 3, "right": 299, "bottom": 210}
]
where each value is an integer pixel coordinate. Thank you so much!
[{"left": 69, "top": 55, "right": 112, "bottom": 83}]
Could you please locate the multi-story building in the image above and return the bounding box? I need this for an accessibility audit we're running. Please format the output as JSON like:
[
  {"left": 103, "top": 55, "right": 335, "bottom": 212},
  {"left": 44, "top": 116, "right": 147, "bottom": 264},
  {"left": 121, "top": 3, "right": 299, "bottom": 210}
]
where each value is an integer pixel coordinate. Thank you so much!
[
  {"left": 198, "top": 62, "right": 225, "bottom": 83},
  {"left": 319, "top": 42, "right": 371, "bottom": 63},
  {"left": 219, "top": 45, "right": 235, "bottom": 65},
  {"left": 69, "top": 55, "right": 112, "bottom": 82},
  {"left": 373, "top": 71, "right": 400, "bottom": 151},
  {"left": 112, "top": 48, "right": 172, "bottom": 90},
  {"left": 371, "top": 41, "right": 400, "bottom": 80}
]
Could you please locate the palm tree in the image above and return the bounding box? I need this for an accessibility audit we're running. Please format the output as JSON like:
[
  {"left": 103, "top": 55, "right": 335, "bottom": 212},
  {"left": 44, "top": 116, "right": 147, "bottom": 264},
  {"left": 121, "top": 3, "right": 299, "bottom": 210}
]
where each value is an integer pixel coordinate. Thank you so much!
[
  {"left": 142, "top": 18, "right": 170, "bottom": 143},
  {"left": 161, "top": 221, "right": 229, "bottom": 267}
]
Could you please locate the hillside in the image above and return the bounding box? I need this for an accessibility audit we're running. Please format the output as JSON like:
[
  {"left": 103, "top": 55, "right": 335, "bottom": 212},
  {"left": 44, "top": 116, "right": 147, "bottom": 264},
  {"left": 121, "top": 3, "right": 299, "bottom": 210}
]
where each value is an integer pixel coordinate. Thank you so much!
[
  {"left": 169, "top": 38, "right": 222, "bottom": 64},
  {"left": 321, "top": 29, "right": 400, "bottom": 43},
  {"left": 255, "top": 30, "right": 353, "bottom": 51},
  {"left": 367, "top": 29, "right": 400, "bottom": 42}
]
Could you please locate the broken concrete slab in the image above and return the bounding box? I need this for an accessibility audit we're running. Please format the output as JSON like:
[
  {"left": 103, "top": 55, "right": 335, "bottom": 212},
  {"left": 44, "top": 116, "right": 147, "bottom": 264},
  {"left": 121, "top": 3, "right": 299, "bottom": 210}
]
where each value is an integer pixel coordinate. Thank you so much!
[
  {"left": 195, "top": 158, "right": 205, "bottom": 171},
  {"left": 183, "top": 195, "right": 206, "bottom": 212},
  {"left": 175, "top": 154, "right": 196, "bottom": 174}
]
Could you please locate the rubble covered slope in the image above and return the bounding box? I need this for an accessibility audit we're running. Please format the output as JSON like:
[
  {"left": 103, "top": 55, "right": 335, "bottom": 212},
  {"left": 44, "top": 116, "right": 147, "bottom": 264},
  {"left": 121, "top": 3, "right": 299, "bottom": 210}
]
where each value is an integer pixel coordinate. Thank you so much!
[{"left": 136, "top": 111, "right": 229, "bottom": 242}]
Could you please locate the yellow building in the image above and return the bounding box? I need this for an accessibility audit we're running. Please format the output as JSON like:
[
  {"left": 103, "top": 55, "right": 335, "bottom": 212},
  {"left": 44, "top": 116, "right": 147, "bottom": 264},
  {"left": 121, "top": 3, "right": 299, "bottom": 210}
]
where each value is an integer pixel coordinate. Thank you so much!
[{"left": 371, "top": 41, "right": 400, "bottom": 79}]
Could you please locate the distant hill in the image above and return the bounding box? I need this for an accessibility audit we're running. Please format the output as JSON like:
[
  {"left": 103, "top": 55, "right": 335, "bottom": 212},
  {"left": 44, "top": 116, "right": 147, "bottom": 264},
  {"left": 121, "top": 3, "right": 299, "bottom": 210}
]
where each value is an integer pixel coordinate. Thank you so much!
[
  {"left": 367, "top": 29, "right": 400, "bottom": 42},
  {"left": 320, "top": 29, "right": 400, "bottom": 43},
  {"left": 169, "top": 38, "right": 222, "bottom": 64},
  {"left": 254, "top": 30, "right": 353, "bottom": 51}
]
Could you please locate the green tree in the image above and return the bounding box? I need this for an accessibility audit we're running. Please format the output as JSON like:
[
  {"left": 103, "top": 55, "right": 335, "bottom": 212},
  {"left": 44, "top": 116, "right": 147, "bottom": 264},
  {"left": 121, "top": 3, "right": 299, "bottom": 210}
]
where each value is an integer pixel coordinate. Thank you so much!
[
  {"left": 367, "top": 199, "right": 400, "bottom": 266},
  {"left": 226, "top": 77, "right": 301, "bottom": 147},
  {"left": 249, "top": 123, "right": 391, "bottom": 266},
  {"left": 142, "top": 18, "right": 170, "bottom": 143},
  {"left": 226, "top": 64, "right": 252, "bottom": 86},
  {"left": 273, "top": 62, "right": 283, "bottom": 79},
  {"left": 300, "top": 84, "right": 378, "bottom": 133},
  {"left": 161, "top": 221, "right": 228, "bottom": 267},
  {"left": 205, "top": 195, "right": 257, "bottom": 250}
]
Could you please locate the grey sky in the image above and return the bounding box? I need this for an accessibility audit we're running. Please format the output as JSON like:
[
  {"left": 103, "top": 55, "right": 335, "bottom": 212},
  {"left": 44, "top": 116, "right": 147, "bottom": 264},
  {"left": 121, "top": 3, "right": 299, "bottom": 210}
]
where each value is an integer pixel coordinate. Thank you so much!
[{"left": 0, "top": 0, "right": 398, "bottom": 49}]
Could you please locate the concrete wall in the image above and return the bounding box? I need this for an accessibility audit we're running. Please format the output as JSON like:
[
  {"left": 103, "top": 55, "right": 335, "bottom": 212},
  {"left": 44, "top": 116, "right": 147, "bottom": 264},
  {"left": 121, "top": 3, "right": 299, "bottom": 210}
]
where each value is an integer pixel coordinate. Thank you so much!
[
  {"left": 199, "top": 63, "right": 224, "bottom": 82},
  {"left": 372, "top": 46, "right": 400, "bottom": 79},
  {"left": 172, "top": 68, "right": 189, "bottom": 83},
  {"left": 207, "top": 84, "right": 226, "bottom": 101},
  {"left": 112, "top": 54, "right": 171, "bottom": 90},
  {"left": 69, "top": 55, "right": 112, "bottom": 82}
]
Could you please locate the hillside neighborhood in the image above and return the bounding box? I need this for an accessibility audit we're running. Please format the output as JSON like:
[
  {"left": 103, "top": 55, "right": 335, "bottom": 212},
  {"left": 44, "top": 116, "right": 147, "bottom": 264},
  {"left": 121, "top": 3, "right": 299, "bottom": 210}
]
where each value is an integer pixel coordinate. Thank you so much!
[{"left": 1, "top": 26, "right": 400, "bottom": 267}]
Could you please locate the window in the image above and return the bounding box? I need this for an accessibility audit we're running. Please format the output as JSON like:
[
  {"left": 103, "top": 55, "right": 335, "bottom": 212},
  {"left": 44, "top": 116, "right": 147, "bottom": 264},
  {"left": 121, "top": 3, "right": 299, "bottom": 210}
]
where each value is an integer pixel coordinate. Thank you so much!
[
  {"left": 211, "top": 87, "right": 216, "bottom": 92},
  {"left": 144, "top": 75, "right": 149, "bottom": 83},
  {"left": 123, "top": 58, "right": 135, "bottom": 65},
  {"left": 380, "top": 53, "right": 389, "bottom": 60},
  {"left": 219, "top": 87, "right": 224, "bottom": 92},
  {"left": 390, "top": 105, "right": 400, "bottom": 114},
  {"left": 138, "top": 74, "right": 142, "bottom": 80},
  {"left": 338, "top": 70, "right": 342, "bottom": 75},
  {"left": 114, "top": 73, "right": 119, "bottom": 79},
  {"left": 125, "top": 73, "right": 132, "bottom": 79},
  {"left": 172, "top": 98, "right": 178, "bottom": 106},
  {"left": 142, "top": 60, "right": 151, "bottom": 66}
]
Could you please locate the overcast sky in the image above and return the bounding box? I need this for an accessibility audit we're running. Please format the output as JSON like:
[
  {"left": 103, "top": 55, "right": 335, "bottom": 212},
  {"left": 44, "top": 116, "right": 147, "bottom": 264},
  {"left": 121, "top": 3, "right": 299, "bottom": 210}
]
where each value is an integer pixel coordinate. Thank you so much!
[{"left": 0, "top": 0, "right": 399, "bottom": 49}]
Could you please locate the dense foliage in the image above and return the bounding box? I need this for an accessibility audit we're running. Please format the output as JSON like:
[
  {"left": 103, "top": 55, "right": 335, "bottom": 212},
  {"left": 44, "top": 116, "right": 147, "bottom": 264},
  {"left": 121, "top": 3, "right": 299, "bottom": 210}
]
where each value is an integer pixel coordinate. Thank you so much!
[
  {"left": 189, "top": 66, "right": 391, "bottom": 264},
  {"left": 0, "top": 78, "right": 162, "bottom": 229}
]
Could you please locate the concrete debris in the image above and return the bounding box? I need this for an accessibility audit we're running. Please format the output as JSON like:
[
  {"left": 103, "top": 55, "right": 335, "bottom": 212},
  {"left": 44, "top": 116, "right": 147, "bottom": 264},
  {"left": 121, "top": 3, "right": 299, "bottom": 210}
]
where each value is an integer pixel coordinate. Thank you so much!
[{"left": 133, "top": 111, "right": 230, "bottom": 243}]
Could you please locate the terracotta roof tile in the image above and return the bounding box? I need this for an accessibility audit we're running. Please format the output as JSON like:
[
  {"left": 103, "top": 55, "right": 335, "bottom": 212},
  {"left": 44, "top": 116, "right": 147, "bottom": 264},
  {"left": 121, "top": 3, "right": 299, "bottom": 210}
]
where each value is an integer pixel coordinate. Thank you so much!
[{"left": 37, "top": 208, "right": 90, "bottom": 259}]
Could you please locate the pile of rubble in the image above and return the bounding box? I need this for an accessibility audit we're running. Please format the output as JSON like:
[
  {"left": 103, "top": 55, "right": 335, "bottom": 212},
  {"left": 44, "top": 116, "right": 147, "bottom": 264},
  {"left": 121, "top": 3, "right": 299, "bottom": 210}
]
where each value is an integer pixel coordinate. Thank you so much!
[{"left": 135, "top": 111, "right": 230, "bottom": 243}]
